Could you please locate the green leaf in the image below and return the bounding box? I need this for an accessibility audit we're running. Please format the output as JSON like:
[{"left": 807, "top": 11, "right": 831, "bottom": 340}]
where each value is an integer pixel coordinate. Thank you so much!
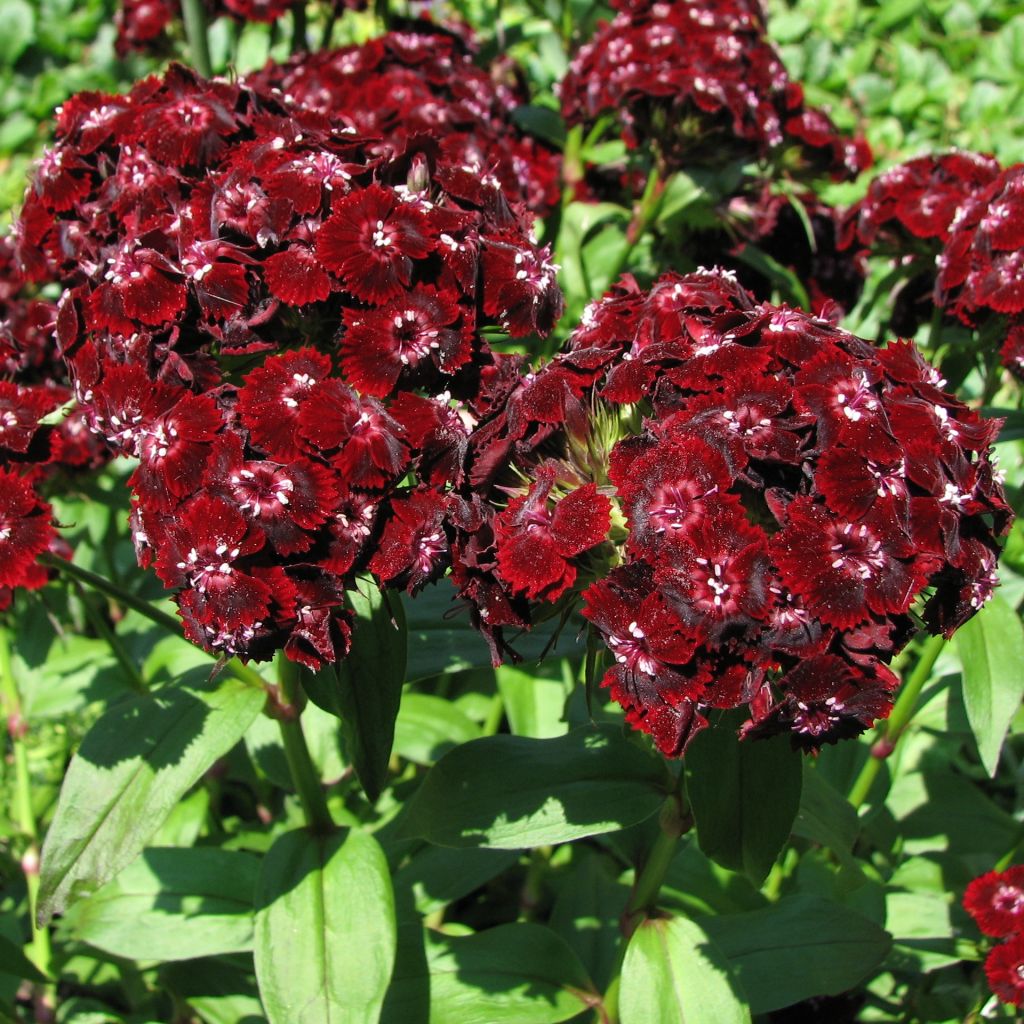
[
  {"left": 399, "top": 726, "right": 667, "bottom": 849},
  {"left": 702, "top": 894, "right": 892, "bottom": 1014},
  {"left": 161, "top": 955, "right": 264, "bottom": 1024},
  {"left": 402, "top": 583, "right": 580, "bottom": 682},
  {"left": 511, "top": 104, "right": 566, "bottom": 148},
  {"left": 393, "top": 693, "right": 480, "bottom": 765},
  {"left": 684, "top": 717, "right": 803, "bottom": 883},
  {"left": 0, "top": 935, "right": 46, "bottom": 985},
  {"left": 304, "top": 584, "right": 406, "bottom": 801},
  {"left": 61, "top": 847, "right": 259, "bottom": 961},
  {"left": 549, "top": 850, "right": 630, "bottom": 990},
  {"left": 255, "top": 828, "right": 396, "bottom": 1024},
  {"left": 792, "top": 763, "right": 859, "bottom": 856},
  {"left": 955, "top": 594, "right": 1024, "bottom": 775},
  {"left": 0, "top": 0, "right": 34, "bottom": 67},
  {"left": 37, "top": 670, "right": 266, "bottom": 923},
  {"left": 386, "top": 924, "right": 597, "bottom": 1024},
  {"left": 392, "top": 845, "right": 517, "bottom": 916},
  {"left": 620, "top": 916, "right": 750, "bottom": 1024},
  {"left": 495, "top": 661, "right": 572, "bottom": 739}
]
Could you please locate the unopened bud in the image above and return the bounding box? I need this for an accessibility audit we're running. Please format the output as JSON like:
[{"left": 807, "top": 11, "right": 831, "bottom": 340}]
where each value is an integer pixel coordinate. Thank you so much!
[
  {"left": 407, "top": 154, "right": 430, "bottom": 194},
  {"left": 21, "top": 847, "right": 39, "bottom": 877},
  {"left": 870, "top": 737, "right": 895, "bottom": 760}
]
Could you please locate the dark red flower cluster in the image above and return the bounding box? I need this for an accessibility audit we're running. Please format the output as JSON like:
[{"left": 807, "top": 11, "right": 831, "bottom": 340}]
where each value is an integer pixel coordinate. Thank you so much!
[
  {"left": 558, "top": 0, "right": 869, "bottom": 180},
  {"left": 245, "top": 30, "right": 561, "bottom": 215},
  {"left": 844, "top": 151, "right": 1001, "bottom": 251},
  {"left": 0, "top": 239, "right": 99, "bottom": 607},
  {"left": 724, "top": 188, "right": 865, "bottom": 319},
  {"left": 964, "top": 866, "right": 1024, "bottom": 1007},
  {"left": 453, "top": 269, "right": 1009, "bottom": 755},
  {"left": 115, "top": 0, "right": 177, "bottom": 56},
  {"left": 937, "top": 163, "right": 1024, "bottom": 372},
  {"left": 116, "top": 0, "right": 368, "bottom": 55},
  {"left": 841, "top": 151, "right": 1002, "bottom": 335},
  {"left": 17, "top": 64, "right": 562, "bottom": 664}
]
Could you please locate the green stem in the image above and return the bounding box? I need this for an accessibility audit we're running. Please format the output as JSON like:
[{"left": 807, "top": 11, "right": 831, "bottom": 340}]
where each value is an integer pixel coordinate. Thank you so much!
[
  {"left": 481, "top": 690, "right": 505, "bottom": 737},
  {"left": 604, "top": 771, "right": 691, "bottom": 1022},
  {"left": 46, "top": 556, "right": 275, "bottom": 701},
  {"left": 848, "top": 633, "right": 946, "bottom": 810},
  {"left": 41, "top": 553, "right": 182, "bottom": 636},
  {"left": 275, "top": 656, "right": 335, "bottom": 835},
  {"left": 291, "top": 2, "right": 307, "bottom": 54},
  {"left": 0, "top": 630, "right": 54, "bottom": 987},
  {"left": 373, "top": 0, "right": 389, "bottom": 32},
  {"left": 180, "top": 0, "right": 213, "bottom": 78},
  {"left": 604, "top": 166, "right": 663, "bottom": 287},
  {"left": 72, "top": 581, "right": 147, "bottom": 694},
  {"left": 320, "top": 8, "right": 337, "bottom": 49}
]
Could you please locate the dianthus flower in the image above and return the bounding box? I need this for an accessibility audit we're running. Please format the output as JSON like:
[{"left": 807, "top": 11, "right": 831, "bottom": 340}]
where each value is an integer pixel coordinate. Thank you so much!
[
  {"left": 245, "top": 29, "right": 561, "bottom": 215},
  {"left": 559, "top": 0, "right": 868, "bottom": 180},
  {"left": 938, "top": 163, "right": 1024, "bottom": 323},
  {"left": 722, "top": 187, "right": 864, "bottom": 318},
  {"left": 965, "top": 867, "right": 1024, "bottom": 938},
  {"left": 19, "top": 63, "right": 563, "bottom": 665},
  {"left": 451, "top": 269, "right": 1009, "bottom": 754},
  {"left": 985, "top": 935, "right": 1024, "bottom": 1008},
  {"left": 840, "top": 151, "right": 1001, "bottom": 334}
]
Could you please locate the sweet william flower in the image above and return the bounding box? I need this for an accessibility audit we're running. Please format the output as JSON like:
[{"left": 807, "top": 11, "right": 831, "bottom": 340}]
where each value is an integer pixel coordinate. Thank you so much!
[
  {"left": 965, "top": 867, "right": 1024, "bottom": 939},
  {"left": 0, "top": 469, "right": 56, "bottom": 597},
  {"left": 456, "top": 268, "right": 1010, "bottom": 755},
  {"left": 494, "top": 468, "right": 612, "bottom": 602},
  {"left": 985, "top": 934, "right": 1024, "bottom": 1008},
  {"left": 16, "top": 60, "right": 564, "bottom": 665}
]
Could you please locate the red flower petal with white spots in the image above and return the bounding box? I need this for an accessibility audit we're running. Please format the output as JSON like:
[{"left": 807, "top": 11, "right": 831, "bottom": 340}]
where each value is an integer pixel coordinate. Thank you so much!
[
  {"left": 316, "top": 183, "right": 435, "bottom": 304},
  {"left": 984, "top": 934, "right": 1024, "bottom": 1007},
  {"left": 264, "top": 246, "right": 333, "bottom": 307},
  {"left": 237, "top": 348, "right": 332, "bottom": 460},
  {"left": 0, "top": 469, "right": 54, "bottom": 592},
  {"left": 340, "top": 288, "right": 466, "bottom": 397},
  {"left": 964, "top": 867, "right": 1024, "bottom": 938}
]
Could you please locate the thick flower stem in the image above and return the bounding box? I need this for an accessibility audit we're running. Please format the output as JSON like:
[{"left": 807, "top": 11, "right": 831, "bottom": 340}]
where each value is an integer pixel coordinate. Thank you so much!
[
  {"left": 848, "top": 632, "right": 946, "bottom": 810},
  {"left": 603, "top": 771, "right": 692, "bottom": 1022},
  {"left": 275, "top": 656, "right": 335, "bottom": 835},
  {"left": 43, "top": 555, "right": 274, "bottom": 701},
  {"left": 72, "top": 581, "right": 148, "bottom": 694},
  {"left": 0, "top": 629, "right": 54, "bottom": 997},
  {"left": 181, "top": 0, "right": 213, "bottom": 78},
  {"left": 291, "top": 2, "right": 307, "bottom": 54},
  {"left": 41, "top": 553, "right": 183, "bottom": 636},
  {"left": 604, "top": 166, "right": 664, "bottom": 288}
]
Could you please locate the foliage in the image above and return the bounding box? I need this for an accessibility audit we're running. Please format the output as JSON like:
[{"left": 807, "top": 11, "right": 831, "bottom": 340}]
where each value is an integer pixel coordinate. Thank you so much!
[{"left": 1, "top": 1, "right": 1023, "bottom": 1023}]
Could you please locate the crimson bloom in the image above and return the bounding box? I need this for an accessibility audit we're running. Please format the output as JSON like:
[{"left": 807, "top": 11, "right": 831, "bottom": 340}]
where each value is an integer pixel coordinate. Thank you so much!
[
  {"left": 985, "top": 934, "right": 1024, "bottom": 1008},
  {"left": 494, "top": 469, "right": 611, "bottom": 602},
  {"left": 965, "top": 867, "right": 1024, "bottom": 939},
  {"left": 15, "top": 59, "right": 563, "bottom": 665},
  {"left": 454, "top": 268, "right": 1009, "bottom": 755}
]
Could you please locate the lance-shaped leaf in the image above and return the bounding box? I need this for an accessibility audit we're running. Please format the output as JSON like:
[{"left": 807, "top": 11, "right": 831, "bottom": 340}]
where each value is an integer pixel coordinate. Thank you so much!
[
  {"left": 620, "top": 916, "right": 751, "bottom": 1024},
  {"left": 955, "top": 594, "right": 1024, "bottom": 776},
  {"left": 398, "top": 726, "right": 667, "bottom": 849},
  {"left": 254, "top": 828, "right": 396, "bottom": 1024},
  {"left": 61, "top": 847, "right": 259, "bottom": 960},
  {"left": 37, "top": 669, "right": 266, "bottom": 922},
  {"left": 384, "top": 922, "right": 599, "bottom": 1024},
  {"left": 684, "top": 714, "right": 803, "bottom": 884},
  {"left": 303, "top": 584, "right": 406, "bottom": 801},
  {"left": 702, "top": 894, "right": 892, "bottom": 1014}
]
